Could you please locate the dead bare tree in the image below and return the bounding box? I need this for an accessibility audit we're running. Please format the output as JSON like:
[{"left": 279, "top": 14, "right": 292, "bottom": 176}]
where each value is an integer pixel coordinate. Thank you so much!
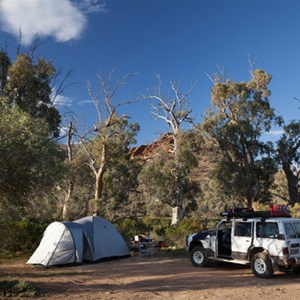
[
  {"left": 145, "top": 75, "right": 196, "bottom": 224},
  {"left": 62, "top": 121, "right": 77, "bottom": 219},
  {"left": 79, "top": 70, "right": 137, "bottom": 215}
]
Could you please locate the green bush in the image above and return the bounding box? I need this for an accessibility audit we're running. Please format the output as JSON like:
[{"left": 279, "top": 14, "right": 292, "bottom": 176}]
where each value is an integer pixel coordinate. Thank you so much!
[
  {"left": 0, "top": 218, "right": 48, "bottom": 258},
  {"left": 163, "top": 217, "right": 211, "bottom": 248},
  {"left": 115, "top": 218, "right": 149, "bottom": 242},
  {"left": 116, "top": 216, "right": 215, "bottom": 249},
  {"left": 0, "top": 280, "right": 40, "bottom": 297}
]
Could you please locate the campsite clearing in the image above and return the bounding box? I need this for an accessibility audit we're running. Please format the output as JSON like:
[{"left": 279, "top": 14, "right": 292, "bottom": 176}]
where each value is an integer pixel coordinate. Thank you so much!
[{"left": 1, "top": 255, "right": 300, "bottom": 299}]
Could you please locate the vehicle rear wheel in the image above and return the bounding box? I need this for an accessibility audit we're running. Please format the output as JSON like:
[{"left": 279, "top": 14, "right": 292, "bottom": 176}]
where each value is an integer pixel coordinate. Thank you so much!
[
  {"left": 190, "top": 246, "right": 208, "bottom": 267},
  {"left": 251, "top": 252, "right": 274, "bottom": 278}
]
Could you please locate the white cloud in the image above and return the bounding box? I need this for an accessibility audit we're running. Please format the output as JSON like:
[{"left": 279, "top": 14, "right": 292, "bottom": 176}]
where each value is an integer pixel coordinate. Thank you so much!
[
  {"left": 78, "top": 99, "right": 94, "bottom": 105},
  {"left": 59, "top": 126, "right": 69, "bottom": 137},
  {"left": 0, "top": 0, "right": 104, "bottom": 45},
  {"left": 267, "top": 129, "right": 284, "bottom": 137},
  {"left": 52, "top": 93, "right": 73, "bottom": 108},
  {"left": 75, "top": 0, "right": 108, "bottom": 14}
]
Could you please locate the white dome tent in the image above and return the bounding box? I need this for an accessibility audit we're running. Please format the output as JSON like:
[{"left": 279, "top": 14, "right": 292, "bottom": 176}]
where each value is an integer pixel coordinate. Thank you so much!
[
  {"left": 27, "top": 216, "right": 129, "bottom": 267},
  {"left": 74, "top": 216, "right": 130, "bottom": 261}
]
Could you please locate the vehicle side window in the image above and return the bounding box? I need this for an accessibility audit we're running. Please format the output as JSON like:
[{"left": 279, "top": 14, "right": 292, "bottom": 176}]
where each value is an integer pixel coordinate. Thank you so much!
[
  {"left": 284, "top": 223, "right": 297, "bottom": 239},
  {"left": 256, "top": 222, "right": 279, "bottom": 238},
  {"left": 217, "top": 221, "right": 232, "bottom": 238},
  {"left": 293, "top": 223, "right": 300, "bottom": 237},
  {"left": 218, "top": 221, "right": 232, "bottom": 231},
  {"left": 235, "top": 222, "right": 251, "bottom": 237}
]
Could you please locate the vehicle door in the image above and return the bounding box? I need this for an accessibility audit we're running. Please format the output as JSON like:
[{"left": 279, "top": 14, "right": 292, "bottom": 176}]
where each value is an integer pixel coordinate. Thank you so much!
[
  {"left": 208, "top": 221, "right": 218, "bottom": 255},
  {"left": 231, "top": 221, "right": 253, "bottom": 260},
  {"left": 255, "top": 221, "right": 283, "bottom": 256},
  {"left": 212, "top": 220, "right": 232, "bottom": 257}
]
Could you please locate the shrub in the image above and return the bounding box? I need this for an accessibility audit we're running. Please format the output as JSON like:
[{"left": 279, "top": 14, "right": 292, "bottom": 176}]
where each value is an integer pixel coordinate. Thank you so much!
[
  {"left": 0, "top": 280, "right": 40, "bottom": 297},
  {"left": 115, "top": 217, "right": 214, "bottom": 248},
  {"left": 116, "top": 216, "right": 215, "bottom": 249},
  {"left": 0, "top": 218, "right": 48, "bottom": 258},
  {"left": 115, "top": 218, "right": 149, "bottom": 242},
  {"left": 163, "top": 217, "right": 211, "bottom": 248}
]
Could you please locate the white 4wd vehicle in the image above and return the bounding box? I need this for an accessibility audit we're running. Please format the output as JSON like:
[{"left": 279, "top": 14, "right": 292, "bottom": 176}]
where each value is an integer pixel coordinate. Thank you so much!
[{"left": 187, "top": 209, "right": 300, "bottom": 278}]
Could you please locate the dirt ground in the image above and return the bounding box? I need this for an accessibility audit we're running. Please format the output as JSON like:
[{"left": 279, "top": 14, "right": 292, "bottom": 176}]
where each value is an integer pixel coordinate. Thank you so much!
[{"left": 1, "top": 254, "right": 300, "bottom": 299}]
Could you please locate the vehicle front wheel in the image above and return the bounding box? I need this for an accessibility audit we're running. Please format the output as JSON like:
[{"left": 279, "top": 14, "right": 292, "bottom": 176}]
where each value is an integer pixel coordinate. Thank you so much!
[
  {"left": 190, "top": 246, "right": 209, "bottom": 267},
  {"left": 251, "top": 252, "right": 274, "bottom": 278}
]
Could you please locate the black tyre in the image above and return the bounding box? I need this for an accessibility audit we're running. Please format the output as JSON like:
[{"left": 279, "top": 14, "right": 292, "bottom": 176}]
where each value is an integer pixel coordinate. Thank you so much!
[
  {"left": 251, "top": 252, "right": 274, "bottom": 278},
  {"left": 190, "top": 246, "right": 209, "bottom": 267}
]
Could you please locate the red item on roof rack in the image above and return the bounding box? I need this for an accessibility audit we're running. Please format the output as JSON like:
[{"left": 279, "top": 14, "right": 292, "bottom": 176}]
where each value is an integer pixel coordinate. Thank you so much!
[{"left": 269, "top": 204, "right": 291, "bottom": 217}]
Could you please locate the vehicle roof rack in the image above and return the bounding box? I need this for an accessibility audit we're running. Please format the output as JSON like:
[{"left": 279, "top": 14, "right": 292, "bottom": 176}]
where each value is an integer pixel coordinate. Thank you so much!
[{"left": 220, "top": 206, "right": 291, "bottom": 219}]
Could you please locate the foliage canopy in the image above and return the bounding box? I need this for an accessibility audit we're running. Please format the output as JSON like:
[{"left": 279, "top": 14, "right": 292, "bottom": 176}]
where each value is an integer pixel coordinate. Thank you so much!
[{"left": 202, "top": 69, "right": 280, "bottom": 206}]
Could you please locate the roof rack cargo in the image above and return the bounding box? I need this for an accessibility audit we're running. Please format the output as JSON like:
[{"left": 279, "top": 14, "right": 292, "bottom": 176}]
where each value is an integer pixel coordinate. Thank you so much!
[{"left": 220, "top": 205, "right": 291, "bottom": 219}]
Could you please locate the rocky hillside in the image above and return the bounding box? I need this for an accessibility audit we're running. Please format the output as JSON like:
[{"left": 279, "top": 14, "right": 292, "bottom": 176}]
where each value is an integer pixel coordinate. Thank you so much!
[
  {"left": 129, "top": 133, "right": 174, "bottom": 161},
  {"left": 130, "top": 133, "right": 217, "bottom": 185}
]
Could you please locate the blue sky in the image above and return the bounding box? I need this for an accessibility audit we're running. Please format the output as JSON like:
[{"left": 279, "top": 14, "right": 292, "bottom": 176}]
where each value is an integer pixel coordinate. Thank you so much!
[{"left": 0, "top": 0, "right": 299, "bottom": 145}]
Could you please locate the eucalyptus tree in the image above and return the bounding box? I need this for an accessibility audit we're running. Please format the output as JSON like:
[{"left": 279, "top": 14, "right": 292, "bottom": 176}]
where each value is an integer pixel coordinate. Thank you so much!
[
  {"left": 276, "top": 120, "right": 300, "bottom": 204},
  {"left": 138, "top": 131, "right": 200, "bottom": 222},
  {"left": 4, "top": 53, "right": 61, "bottom": 137},
  {"left": 0, "top": 50, "right": 10, "bottom": 92},
  {"left": 144, "top": 76, "right": 198, "bottom": 224},
  {"left": 201, "top": 69, "right": 279, "bottom": 207},
  {"left": 0, "top": 99, "right": 64, "bottom": 216},
  {"left": 61, "top": 120, "right": 93, "bottom": 220},
  {"left": 96, "top": 118, "right": 141, "bottom": 220},
  {"left": 77, "top": 70, "right": 140, "bottom": 216}
]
